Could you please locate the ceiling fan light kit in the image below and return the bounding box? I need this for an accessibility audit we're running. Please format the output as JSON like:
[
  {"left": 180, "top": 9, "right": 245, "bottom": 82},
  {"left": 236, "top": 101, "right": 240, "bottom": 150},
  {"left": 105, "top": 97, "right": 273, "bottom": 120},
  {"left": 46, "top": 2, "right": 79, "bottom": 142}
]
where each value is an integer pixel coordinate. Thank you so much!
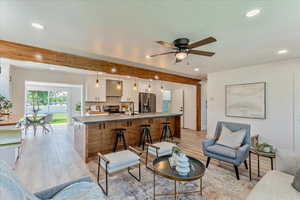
[
  {"left": 175, "top": 51, "right": 188, "bottom": 60},
  {"left": 150, "top": 36, "right": 217, "bottom": 63}
]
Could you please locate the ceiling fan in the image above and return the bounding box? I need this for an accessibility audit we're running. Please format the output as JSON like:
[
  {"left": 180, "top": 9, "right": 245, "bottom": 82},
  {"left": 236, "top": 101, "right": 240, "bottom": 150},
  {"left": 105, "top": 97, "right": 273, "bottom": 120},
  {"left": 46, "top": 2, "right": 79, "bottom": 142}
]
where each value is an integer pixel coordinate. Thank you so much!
[{"left": 149, "top": 37, "right": 217, "bottom": 63}]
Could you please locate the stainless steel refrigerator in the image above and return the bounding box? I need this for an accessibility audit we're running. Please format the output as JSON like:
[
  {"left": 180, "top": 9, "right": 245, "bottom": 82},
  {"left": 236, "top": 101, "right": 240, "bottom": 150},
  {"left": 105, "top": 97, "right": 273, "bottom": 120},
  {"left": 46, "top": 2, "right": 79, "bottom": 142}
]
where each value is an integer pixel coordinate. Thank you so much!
[{"left": 139, "top": 93, "right": 156, "bottom": 113}]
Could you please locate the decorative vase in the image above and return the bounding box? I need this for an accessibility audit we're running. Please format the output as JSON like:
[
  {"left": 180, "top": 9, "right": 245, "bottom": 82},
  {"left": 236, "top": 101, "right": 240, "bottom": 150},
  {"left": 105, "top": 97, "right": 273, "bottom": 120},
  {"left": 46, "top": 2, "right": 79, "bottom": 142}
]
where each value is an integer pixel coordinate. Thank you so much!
[
  {"left": 169, "top": 153, "right": 177, "bottom": 168},
  {"left": 175, "top": 153, "right": 190, "bottom": 176}
]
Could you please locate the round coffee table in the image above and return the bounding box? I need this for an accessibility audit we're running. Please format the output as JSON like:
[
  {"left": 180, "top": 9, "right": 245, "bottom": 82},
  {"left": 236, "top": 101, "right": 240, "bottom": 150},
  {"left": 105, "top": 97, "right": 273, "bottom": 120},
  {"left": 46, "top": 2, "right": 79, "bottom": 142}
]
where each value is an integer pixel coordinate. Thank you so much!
[{"left": 153, "top": 155, "right": 205, "bottom": 199}]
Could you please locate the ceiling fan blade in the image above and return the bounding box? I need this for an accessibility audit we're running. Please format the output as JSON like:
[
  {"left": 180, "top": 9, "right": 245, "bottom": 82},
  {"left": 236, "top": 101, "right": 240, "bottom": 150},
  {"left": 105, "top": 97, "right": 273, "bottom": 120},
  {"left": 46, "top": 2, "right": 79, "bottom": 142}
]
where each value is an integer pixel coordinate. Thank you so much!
[
  {"left": 187, "top": 37, "right": 217, "bottom": 49},
  {"left": 156, "top": 41, "right": 176, "bottom": 49},
  {"left": 189, "top": 50, "right": 215, "bottom": 57},
  {"left": 150, "top": 51, "right": 176, "bottom": 57}
]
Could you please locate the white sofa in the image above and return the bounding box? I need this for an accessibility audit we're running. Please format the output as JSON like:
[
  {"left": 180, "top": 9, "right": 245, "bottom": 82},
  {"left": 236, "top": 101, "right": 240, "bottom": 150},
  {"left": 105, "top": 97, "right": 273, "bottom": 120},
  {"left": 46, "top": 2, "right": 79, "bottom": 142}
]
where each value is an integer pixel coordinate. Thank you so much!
[
  {"left": 247, "top": 170, "right": 300, "bottom": 200},
  {"left": 247, "top": 149, "right": 300, "bottom": 200}
]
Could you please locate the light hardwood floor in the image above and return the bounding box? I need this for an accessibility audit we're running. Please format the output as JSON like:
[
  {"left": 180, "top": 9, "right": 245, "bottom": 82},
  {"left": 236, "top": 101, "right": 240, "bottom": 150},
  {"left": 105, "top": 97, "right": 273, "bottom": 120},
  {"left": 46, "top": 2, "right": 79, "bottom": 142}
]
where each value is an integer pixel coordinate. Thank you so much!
[{"left": 15, "top": 124, "right": 271, "bottom": 193}]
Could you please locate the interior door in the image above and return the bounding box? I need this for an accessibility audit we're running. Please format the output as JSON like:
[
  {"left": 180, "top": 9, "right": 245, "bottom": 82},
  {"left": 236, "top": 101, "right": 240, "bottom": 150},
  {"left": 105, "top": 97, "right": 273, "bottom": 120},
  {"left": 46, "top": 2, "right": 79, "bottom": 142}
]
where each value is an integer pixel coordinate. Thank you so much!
[{"left": 171, "top": 89, "right": 184, "bottom": 128}]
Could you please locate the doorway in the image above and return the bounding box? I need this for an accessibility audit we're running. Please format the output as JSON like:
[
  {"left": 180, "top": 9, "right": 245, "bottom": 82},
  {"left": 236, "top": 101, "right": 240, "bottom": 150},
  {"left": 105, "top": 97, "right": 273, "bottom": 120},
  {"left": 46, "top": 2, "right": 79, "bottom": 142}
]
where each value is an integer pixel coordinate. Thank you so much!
[
  {"left": 171, "top": 89, "right": 184, "bottom": 128},
  {"left": 26, "top": 90, "right": 69, "bottom": 124},
  {"left": 25, "top": 81, "right": 83, "bottom": 124}
]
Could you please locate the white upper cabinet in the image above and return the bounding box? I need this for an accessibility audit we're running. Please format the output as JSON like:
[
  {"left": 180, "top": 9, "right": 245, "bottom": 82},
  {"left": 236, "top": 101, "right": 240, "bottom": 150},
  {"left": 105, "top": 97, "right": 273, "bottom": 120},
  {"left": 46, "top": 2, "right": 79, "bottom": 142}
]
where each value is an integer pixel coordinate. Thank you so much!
[{"left": 85, "top": 76, "right": 106, "bottom": 102}]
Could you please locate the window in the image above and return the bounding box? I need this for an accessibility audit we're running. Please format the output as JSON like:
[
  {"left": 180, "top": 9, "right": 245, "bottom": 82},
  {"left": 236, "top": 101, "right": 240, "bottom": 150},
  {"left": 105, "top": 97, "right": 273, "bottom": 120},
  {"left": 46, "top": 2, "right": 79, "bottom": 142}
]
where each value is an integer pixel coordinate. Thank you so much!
[
  {"left": 162, "top": 90, "right": 171, "bottom": 113},
  {"left": 26, "top": 89, "right": 69, "bottom": 124}
]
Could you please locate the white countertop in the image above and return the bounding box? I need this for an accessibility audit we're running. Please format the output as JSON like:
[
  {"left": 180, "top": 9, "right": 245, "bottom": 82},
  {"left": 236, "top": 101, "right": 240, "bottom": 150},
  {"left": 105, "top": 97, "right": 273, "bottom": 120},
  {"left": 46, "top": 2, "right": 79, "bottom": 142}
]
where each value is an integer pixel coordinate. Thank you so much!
[{"left": 73, "top": 112, "right": 182, "bottom": 124}]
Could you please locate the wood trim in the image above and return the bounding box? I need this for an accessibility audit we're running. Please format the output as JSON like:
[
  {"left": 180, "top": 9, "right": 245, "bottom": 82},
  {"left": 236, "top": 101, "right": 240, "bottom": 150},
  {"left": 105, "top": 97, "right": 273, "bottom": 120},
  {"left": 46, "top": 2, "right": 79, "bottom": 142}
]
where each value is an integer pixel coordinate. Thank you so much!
[
  {"left": 196, "top": 84, "right": 201, "bottom": 131},
  {"left": 0, "top": 40, "right": 200, "bottom": 85}
]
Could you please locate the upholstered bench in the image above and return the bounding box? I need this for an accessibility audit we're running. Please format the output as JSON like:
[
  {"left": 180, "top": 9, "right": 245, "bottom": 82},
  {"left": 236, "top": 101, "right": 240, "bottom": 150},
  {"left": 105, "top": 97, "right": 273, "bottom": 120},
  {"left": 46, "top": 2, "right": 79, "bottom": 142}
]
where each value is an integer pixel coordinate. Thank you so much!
[
  {"left": 97, "top": 146, "right": 142, "bottom": 195},
  {"left": 146, "top": 141, "right": 178, "bottom": 169}
]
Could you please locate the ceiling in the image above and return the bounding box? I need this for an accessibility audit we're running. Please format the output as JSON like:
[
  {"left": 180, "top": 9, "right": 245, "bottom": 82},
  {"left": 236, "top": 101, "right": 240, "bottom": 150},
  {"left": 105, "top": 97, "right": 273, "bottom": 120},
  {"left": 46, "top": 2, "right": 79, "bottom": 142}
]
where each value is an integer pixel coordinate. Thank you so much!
[{"left": 1, "top": 0, "right": 300, "bottom": 78}]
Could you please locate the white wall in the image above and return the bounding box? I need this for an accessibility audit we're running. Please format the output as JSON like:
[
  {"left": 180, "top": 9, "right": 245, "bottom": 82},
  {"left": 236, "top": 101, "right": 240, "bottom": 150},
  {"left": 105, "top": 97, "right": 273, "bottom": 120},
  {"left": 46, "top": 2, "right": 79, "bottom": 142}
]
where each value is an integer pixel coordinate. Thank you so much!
[
  {"left": 0, "top": 62, "right": 10, "bottom": 98},
  {"left": 207, "top": 59, "right": 300, "bottom": 151},
  {"left": 10, "top": 66, "right": 86, "bottom": 119}
]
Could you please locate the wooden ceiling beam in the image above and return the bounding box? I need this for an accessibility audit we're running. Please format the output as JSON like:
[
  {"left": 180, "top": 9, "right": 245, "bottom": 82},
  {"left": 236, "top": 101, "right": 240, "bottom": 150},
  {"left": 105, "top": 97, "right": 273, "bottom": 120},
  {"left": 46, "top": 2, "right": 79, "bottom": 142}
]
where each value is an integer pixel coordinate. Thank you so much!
[{"left": 0, "top": 40, "right": 200, "bottom": 85}]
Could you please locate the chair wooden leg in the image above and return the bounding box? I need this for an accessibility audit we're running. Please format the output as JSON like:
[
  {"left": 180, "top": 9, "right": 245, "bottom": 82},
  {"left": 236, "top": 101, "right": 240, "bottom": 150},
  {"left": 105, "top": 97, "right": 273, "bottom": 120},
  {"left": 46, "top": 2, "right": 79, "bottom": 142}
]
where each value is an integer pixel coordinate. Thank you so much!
[
  {"left": 234, "top": 165, "right": 240, "bottom": 180},
  {"left": 206, "top": 157, "right": 211, "bottom": 168},
  {"left": 244, "top": 160, "right": 248, "bottom": 170}
]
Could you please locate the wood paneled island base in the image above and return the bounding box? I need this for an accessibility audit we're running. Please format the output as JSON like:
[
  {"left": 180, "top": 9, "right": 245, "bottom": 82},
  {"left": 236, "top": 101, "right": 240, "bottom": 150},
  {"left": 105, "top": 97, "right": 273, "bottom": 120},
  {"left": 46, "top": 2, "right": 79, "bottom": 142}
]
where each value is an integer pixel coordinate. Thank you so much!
[{"left": 73, "top": 113, "right": 181, "bottom": 163}]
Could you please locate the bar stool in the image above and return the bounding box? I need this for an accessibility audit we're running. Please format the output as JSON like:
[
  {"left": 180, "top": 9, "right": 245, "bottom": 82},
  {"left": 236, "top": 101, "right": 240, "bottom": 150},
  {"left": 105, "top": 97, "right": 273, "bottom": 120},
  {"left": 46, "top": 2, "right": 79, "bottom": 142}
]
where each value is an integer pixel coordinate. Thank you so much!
[
  {"left": 139, "top": 124, "right": 152, "bottom": 150},
  {"left": 113, "top": 128, "right": 127, "bottom": 152},
  {"left": 160, "top": 122, "right": 173, "bottom": 141}
]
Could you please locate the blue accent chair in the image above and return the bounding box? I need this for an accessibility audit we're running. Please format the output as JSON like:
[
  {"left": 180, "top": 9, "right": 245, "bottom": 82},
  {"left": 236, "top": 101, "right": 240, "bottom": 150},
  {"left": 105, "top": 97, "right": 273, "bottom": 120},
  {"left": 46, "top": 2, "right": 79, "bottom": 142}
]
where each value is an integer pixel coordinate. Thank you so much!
[{"left": 202, "top": 121, "right": 251, "bottom": 180}]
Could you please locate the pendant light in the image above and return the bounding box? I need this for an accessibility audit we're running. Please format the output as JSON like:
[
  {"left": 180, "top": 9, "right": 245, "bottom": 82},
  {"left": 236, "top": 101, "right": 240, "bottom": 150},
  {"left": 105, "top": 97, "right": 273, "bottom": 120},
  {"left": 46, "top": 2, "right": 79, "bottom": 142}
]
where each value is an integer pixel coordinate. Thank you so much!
[
  {"left": 116, "top": 80, "right": 122, "bottom": 90},
  {"left": 95, "top": 72, "right": 99, "bottom": 88},
  {"left": 148, "top": 80, "right": 152, "bottom": 92},
  {"left": 160, "top": 81, "right": 164, "bottom": 93},
  {"left": 133, "top": 81, "right": 138, "bottom": 91}
]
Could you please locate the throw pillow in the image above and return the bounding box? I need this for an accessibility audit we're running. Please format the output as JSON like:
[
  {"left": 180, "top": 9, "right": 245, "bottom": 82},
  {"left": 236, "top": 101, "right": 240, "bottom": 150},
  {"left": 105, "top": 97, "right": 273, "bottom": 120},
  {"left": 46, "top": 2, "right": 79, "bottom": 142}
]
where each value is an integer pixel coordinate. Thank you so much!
[
  {"left": 292, "top": 169, "right": 300, "bottom": 192},
  {"left": 217, "top": 125, "right": 246, "bottom": 149},
  {"left": 276, "top": 149, "right": 300, "bottom": 176}
]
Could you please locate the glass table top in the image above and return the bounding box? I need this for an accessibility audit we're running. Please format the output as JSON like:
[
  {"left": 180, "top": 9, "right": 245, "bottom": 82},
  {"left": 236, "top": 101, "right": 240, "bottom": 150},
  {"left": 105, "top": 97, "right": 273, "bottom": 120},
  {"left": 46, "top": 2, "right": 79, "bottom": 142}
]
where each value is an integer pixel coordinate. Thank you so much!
[{"left": 153, "top": 154, "right": 205, "bottom": 181}]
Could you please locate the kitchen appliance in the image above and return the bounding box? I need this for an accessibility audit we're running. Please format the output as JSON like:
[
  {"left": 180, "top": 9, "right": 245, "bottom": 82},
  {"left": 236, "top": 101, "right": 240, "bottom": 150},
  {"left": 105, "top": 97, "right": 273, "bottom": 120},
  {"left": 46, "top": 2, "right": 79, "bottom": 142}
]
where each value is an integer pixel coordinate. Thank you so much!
[
  {"left": 103, "top": 105, "right": 122, "bottom": 114},
  {"left": 139, "top": 93, "right": 156, "bottom": 113}
]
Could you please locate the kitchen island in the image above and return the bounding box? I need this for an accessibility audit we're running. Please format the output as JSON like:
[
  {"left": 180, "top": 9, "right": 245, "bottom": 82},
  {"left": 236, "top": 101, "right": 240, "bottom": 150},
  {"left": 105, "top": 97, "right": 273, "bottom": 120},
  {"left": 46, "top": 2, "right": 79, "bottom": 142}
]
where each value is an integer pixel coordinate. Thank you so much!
[{"left": 73, "top": 113, "right": 182, "bottom": 162}]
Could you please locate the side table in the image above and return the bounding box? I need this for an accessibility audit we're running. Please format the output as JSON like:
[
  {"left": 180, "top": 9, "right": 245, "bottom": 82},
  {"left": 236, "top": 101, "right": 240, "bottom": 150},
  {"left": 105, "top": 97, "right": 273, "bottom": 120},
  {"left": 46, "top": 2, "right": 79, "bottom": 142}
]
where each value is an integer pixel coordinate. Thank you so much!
[{"left": 249, "top": 148, "right": 276, "bottom": 180}]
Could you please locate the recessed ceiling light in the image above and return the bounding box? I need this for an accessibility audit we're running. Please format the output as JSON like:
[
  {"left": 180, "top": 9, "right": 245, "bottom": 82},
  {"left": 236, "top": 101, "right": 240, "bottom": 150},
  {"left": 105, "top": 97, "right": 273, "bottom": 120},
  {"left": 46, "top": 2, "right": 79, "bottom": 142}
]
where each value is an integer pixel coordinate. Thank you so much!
[
  {"left": 277, "top": 49, "right": 288, "bottom": 55},
  {"left": 246, "top": 9, "right": 261, "bottom": 18},
  {"left": 154, "top": 75, "right": 159, "bottom": 80},
  {"left": 35, "top": 54, "right": 43, "bottom": 60},
  {"left": 194, "top": 68, "right": 199, "bottom": 72},
  {"left": 127, "top": 76, "right": 131, "bottom": 79},
  {"left": 111, "top": 68, "right": 117, "bottom": 73},
  {"left": 31, "top": 22, "right": 44, "bottom": 30},
  {"left": 145, "top": 55, "right": 151, "bottom": 59}
]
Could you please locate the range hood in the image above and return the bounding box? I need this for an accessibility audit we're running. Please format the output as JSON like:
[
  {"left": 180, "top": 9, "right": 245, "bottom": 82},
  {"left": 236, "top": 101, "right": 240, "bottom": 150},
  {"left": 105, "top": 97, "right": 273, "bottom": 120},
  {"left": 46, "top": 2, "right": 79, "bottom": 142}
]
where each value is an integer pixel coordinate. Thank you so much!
[{"left": 106, "top": 80, "right": 123, "bottom": 97}]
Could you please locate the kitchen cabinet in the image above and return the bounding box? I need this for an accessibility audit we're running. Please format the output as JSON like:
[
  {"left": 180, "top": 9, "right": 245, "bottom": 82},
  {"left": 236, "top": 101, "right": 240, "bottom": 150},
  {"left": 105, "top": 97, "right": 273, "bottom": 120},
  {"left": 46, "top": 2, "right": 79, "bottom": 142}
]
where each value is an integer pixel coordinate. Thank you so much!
[{"left": 85, "top": 78, "right": 106, "bottom": 101}]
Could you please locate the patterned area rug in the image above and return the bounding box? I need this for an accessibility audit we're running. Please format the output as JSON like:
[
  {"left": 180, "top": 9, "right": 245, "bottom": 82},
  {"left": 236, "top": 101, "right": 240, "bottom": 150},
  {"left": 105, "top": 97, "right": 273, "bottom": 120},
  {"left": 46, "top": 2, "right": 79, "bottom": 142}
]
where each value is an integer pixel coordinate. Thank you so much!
[{"left": 88, "top": 162, "right": 257, "bottom": 200}]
